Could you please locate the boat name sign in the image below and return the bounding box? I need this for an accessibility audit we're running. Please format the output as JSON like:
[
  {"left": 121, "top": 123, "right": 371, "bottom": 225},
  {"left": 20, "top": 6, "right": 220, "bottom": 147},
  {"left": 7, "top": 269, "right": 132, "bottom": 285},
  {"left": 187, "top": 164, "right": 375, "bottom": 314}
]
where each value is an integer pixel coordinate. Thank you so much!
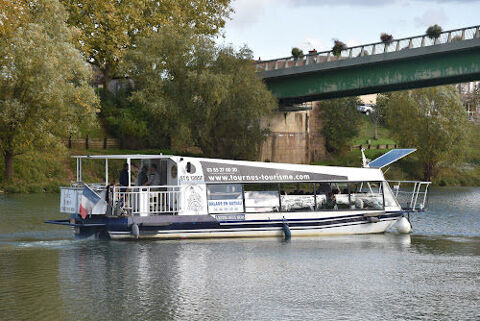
[{"left": 201, "top": 161, "right": 347, "bottom": 183}]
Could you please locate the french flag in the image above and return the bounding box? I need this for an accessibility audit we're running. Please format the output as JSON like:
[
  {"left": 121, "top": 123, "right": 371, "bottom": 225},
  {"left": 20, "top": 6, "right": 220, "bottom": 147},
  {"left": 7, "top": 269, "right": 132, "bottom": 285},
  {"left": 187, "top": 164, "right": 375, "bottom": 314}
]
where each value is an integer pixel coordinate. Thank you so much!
[{"left": 79, "top": 185, "right": 101, "bottom": 219}]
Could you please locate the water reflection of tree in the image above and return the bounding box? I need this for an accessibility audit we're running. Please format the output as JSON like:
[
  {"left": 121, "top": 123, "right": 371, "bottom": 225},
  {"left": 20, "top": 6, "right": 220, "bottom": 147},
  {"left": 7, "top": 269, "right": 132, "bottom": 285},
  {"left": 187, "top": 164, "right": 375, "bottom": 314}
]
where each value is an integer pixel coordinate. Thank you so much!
[
  {"left": 0, "top": 248, "right": 68, "bottom": 320},
  {"left": 411, "top": 235, "right": 480, "bottom": 257},
  {"left": 58, "top": 241, "right": 183, "bottom": 320}
]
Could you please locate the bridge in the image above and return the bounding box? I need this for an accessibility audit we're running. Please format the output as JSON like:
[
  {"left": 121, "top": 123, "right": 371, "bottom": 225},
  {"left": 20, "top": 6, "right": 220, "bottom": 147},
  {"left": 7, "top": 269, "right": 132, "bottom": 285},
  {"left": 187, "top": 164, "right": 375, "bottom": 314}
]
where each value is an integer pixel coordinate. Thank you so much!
[{"left": 256, "top": 25, "right": 480, "bottom": 105}]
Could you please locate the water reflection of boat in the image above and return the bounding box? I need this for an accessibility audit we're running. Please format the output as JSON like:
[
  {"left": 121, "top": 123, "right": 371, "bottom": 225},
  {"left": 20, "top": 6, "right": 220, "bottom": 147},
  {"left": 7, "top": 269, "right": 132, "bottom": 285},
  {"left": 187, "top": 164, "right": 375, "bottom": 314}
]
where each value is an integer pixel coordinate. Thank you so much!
[{"left": 46, "top": 150, "right": 430, "bottom": 240}]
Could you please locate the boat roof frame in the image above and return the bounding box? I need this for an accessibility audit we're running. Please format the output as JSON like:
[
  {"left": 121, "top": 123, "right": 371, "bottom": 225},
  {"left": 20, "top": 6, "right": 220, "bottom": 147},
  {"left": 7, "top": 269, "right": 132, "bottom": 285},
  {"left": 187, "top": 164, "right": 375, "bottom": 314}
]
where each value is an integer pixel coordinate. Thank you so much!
[
  {"left": 72, "top": 154, "right": 176, "bottom": 185},
  {"left": 72, "top": 154, "right": 386, "bottom": 185},
  {"left": 71, "top": 154, "right": 174, "bottom": 160}
]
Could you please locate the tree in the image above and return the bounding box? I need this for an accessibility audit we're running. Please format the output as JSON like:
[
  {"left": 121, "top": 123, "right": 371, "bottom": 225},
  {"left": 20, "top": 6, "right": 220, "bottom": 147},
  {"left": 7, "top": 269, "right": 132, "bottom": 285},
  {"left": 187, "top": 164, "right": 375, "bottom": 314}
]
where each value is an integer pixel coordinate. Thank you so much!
[
  {"left": 384, "top": 86, "right": 471, "bottom": 181},
  {"left": 319, "top": 97, "right": 361, "bottom": 154},
  {"left": 123, "top": 29, "right": 276, "bottom": 159},
  {"left": 60, "top": 0, "right": 232, "bottom": 90},
  {"left": 194, "top": 46, "right": 276, "bottom": 159},
  {"left": 0, "top": 0, "right": 98, "bottom": 180},
  {"left": 0, "top": 0, "right": 29, "bottom": 38}
]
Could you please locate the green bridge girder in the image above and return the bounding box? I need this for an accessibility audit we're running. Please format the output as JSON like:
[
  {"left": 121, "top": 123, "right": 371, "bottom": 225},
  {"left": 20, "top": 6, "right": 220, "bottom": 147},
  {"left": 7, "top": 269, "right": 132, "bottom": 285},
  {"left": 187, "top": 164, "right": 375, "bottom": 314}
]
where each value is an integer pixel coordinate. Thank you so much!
[{"left": 259, "top": 38, "right": 480, "bottom": 105}]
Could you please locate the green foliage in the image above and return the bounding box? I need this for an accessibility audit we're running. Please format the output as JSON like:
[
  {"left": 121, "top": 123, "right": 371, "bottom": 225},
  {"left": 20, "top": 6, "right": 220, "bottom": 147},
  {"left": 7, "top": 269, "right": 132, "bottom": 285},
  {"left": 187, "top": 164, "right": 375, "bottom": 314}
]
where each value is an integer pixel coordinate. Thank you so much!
[
  {"left": 384, "top": 86, "right": 472, "bottom": 180},
  {"left": 350, "top": 118, "right": 396, "bottom": 146},
  {"left": 0, "top": 149, "right": 70, "bottom": 193},
  {"left": 332, "top": 40, "right": 347, "bottom": 57},
  {"left": 0, "top": 0, "right": 98, "bottom": 181},
  {"left": 123, "top": 29, "right": 276, "bottom": 160},
  {"left": 319, "top": 97, "right": 361, "bottom": 154},
  {"left": 99, "top": 89, "right": 150, "bottom": 148},
  {"left": 291, "top": 47, "right": 304, "bottom": 59},
  {"left": 426, "top": 24, "right": 442, "bottom": 40},
  {"left": 61, "top": 0, "right": 232, "bottom": 88}
]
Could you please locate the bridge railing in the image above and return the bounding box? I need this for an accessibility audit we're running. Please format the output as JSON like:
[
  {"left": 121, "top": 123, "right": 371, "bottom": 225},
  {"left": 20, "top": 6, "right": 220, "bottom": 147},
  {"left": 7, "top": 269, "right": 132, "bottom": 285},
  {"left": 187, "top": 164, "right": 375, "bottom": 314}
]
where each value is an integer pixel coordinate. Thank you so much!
[{"left": 256, "top": 25, "right": 480, "bottom": 73}]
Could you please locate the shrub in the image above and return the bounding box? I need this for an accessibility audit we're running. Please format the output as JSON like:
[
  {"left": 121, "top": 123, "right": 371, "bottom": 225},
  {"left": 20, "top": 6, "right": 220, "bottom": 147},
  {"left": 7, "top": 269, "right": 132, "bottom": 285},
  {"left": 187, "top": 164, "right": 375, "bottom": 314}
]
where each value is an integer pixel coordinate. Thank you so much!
[
  {"left": 380, "top": 33, "right": 393, "bottom": 44},
  {"left": 291, "top": 47, "right": 304, "bottom": 59},
  {"left": 319, "top": 97, "right": 361, "bottom": 154},
  {"left": 332, "top": 40, "right": 347, "bottom": 57},
  {"left": 451, "top": 35, "right": 463, "bottom": 42},
  {"left": 426, "top": 24, "right": 442, "bottom": 40}
]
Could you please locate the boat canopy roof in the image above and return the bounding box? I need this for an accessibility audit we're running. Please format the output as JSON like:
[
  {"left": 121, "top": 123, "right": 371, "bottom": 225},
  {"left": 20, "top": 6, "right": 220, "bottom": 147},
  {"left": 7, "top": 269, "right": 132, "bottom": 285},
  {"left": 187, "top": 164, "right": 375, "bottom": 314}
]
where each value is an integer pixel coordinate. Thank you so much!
[
  {"left": 187, "top": 157, "right": 385, "bottom": 182},
  {"left": 72, "top": 154, "right": 385, "bottom": 182}
]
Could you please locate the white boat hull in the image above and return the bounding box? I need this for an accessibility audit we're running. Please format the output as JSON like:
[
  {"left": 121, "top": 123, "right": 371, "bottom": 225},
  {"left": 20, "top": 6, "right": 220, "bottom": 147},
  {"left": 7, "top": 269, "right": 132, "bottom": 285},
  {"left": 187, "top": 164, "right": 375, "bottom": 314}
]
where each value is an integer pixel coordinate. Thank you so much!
[{"left": 108, "top": 217, "right": 399, "bottom": 240}]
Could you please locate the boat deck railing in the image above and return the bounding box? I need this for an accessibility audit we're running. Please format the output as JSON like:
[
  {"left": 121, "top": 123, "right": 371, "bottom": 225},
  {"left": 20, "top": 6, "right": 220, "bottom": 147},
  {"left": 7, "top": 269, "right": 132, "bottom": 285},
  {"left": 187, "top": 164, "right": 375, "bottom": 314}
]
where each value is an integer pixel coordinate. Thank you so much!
[
  {"left": 388, "top": 181, "right": 431, "bottom": 212},
  {"left": 256, "top": 25, "right": 480, "bottom": 73},
  {"left": 112, "top": 185, "right": 181, "bottom": 216}
]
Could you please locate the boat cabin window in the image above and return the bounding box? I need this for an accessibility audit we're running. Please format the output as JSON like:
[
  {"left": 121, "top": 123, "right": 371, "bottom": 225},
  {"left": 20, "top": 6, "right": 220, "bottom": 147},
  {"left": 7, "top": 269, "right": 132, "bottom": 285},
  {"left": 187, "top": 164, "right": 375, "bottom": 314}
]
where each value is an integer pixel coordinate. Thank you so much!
[
  {"left": 382, "top": 182, "right": 399, "bottom": 208},
  {"left": 207, "top": 184, "right": 244, "bottom": 214},
  {"left": 316, "top": 183, "right": 352, "bottom": 210},
  {"left": 244, "top": 184, "right": 280, "bottom": 213},
  {"left": 349, "top": 182, "right": 384, "bottom": 210},
  {"left": 134, "top": 159, "right": 169, "bottom": 186},
  {"left": 280, "top": 183, "right": 315, "bottom": 212},
  {"left": 205, "top": 181, "right": 385, "bottom": 214}
]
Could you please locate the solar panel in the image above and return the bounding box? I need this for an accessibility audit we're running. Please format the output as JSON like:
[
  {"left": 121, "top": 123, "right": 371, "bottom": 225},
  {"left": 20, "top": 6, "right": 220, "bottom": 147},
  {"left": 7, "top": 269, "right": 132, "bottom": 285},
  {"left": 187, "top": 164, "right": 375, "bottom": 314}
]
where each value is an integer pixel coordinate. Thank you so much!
[{"left": 368, "top": 149, "right": 416, "bottom": 168}]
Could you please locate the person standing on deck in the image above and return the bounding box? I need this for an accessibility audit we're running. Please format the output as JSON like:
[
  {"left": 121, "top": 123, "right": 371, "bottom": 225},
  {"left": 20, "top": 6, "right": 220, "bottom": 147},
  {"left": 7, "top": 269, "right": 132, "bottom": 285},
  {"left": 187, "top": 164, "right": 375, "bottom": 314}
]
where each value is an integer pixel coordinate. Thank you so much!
[
  {"left": 119, "top": 163, "right": 129, "bottom": 190},
  {"left": 147, "top": 163, "right": 161, "bottom": 186},
  {"left": 136, "top": 166, "right": 149, "bottom": 186}
]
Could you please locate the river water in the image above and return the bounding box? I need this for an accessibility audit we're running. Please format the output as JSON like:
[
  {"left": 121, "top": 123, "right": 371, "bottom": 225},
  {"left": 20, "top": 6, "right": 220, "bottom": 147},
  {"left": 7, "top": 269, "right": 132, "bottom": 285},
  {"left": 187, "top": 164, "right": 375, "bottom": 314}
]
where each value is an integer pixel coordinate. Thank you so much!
[{"left": 0, "top": 188, "right": 479, "bottom": 321}]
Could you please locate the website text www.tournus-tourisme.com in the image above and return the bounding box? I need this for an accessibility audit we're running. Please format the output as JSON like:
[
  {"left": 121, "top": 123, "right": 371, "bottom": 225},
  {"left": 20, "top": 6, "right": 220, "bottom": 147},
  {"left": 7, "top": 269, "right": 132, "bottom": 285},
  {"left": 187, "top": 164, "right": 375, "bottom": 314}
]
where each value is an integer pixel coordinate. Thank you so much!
[{"left": 208, "top": 174, "right": 311, "bottom": 181}]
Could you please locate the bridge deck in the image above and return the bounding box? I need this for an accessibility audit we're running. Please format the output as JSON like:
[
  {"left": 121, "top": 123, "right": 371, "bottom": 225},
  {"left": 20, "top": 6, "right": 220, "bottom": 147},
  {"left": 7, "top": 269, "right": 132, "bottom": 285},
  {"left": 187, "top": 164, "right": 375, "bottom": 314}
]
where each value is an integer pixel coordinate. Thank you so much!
[{"left": 256, "top": 25, "right": 480, "bottom": 104}]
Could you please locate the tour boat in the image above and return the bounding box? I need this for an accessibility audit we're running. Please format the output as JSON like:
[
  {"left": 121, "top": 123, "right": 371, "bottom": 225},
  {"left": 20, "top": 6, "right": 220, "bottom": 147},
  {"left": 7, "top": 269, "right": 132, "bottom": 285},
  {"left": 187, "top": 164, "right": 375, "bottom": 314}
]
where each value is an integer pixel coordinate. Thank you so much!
[{"left": 46, "top": 150, "right": 430, "bottom": 240}]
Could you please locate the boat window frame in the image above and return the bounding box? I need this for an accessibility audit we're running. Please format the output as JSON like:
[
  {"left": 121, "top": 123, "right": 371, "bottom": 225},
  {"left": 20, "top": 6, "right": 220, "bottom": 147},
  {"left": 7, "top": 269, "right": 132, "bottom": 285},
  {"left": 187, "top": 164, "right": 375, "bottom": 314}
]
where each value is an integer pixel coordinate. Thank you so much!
[{"left": 205, "top": 181, "right": 386, "bottom": 214}]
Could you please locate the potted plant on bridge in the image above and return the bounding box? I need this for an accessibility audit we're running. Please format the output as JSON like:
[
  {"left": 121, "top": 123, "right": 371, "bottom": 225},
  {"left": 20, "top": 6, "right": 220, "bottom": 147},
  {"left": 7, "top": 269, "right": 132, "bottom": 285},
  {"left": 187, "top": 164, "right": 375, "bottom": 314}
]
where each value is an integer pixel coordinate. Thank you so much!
[
  {"left": 380, "top": 33, "right": 393, "bottom": 44},
  {"left": 332, "top": 40, "right": 347, "bottom": 57},
  {"left": 451, "top": 35, "right": 463, "bottom": 42},
  {"left": 426, "top": 24, "right": 442, "bottom": 40},
  {"left": 291, "top": 47, "right": 304, "bottom": 60}
]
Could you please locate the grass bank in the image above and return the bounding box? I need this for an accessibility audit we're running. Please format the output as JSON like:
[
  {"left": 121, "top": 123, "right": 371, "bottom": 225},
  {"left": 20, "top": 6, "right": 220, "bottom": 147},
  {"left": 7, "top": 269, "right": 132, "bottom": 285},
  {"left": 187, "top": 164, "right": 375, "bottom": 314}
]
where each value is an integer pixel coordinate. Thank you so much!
[
  {"left": 2, "top": 125, "right": 480, "bottom": 192},
  {"left": 0, "top": 148, "right": 177, "bottom": 193},
  {"left": 350, "top": 118, "right": 397, "bottom": 146}
]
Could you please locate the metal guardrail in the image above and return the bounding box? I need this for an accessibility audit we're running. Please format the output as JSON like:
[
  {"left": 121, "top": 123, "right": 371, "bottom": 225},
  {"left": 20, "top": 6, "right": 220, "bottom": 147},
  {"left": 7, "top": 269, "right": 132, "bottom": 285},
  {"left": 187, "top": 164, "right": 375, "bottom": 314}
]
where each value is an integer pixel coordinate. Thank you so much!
[
  {"left": 112, "top": 185, "right": 180, "bottom": 216},
  {"left": 388, "top": 181, "right": 431, "bottom": 212},
  {"left": 256, "top": 25, "right": 480, "bottom": 72}
]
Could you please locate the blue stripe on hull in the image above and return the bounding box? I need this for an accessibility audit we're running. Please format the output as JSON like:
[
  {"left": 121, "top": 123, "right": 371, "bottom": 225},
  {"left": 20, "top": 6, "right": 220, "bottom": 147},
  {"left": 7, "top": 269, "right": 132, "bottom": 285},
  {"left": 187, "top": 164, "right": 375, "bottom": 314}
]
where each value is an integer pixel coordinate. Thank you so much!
[
  {"left": 135, "top": 213, "right": 400, "bottom": 232},
  {"left": 108, "top": 218, "right": 399, "bottom": 239},
  {"left": 69, "top": 212, "right": 404, "bottom": 239},
  {"left": 106, "top": 212, "right": 402, "bottom": 237}
]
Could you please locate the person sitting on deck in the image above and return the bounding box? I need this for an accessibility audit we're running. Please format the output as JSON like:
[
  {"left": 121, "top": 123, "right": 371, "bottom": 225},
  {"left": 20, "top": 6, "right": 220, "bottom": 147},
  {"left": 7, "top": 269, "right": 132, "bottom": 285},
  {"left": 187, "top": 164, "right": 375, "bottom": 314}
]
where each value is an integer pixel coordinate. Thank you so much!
[
  {"left": 136, "top": 166, "right": 149, "bottom": 186},
  {"left": 324, "top": 191, "right": 337, "bottom": 210},
  {"left": 147, "top": 163, "right": 161, "bottom": 186}
]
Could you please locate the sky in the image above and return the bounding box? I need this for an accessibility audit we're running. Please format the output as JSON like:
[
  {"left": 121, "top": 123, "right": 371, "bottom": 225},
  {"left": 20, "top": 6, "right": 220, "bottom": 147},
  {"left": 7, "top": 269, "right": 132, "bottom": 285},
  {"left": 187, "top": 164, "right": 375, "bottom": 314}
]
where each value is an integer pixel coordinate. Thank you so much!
[{"left": 218, "top": 0, "right": 480, "bottom": 60}]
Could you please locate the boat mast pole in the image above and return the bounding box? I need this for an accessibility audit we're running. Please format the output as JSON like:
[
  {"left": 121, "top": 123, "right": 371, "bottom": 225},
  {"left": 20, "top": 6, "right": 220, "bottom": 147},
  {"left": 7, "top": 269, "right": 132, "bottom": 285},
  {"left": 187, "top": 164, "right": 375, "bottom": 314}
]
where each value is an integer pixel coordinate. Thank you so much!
[
  {"left": 105, "top": 159, "right": 109, "bottom": 186},
  {"left": 127, "top": 158, "right": 131, "bottom": 187}
]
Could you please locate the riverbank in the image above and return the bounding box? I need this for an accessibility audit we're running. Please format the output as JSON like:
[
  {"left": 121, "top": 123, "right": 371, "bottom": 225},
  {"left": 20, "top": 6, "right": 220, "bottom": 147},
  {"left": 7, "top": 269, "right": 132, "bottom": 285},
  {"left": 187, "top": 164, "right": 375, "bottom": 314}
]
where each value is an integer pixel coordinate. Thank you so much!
[
  {"left": 0, "top": 148, "right": 176, "bottom": 193},
  {"left": 1, "top": 147, "right": 480, "bottom": 193}
]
